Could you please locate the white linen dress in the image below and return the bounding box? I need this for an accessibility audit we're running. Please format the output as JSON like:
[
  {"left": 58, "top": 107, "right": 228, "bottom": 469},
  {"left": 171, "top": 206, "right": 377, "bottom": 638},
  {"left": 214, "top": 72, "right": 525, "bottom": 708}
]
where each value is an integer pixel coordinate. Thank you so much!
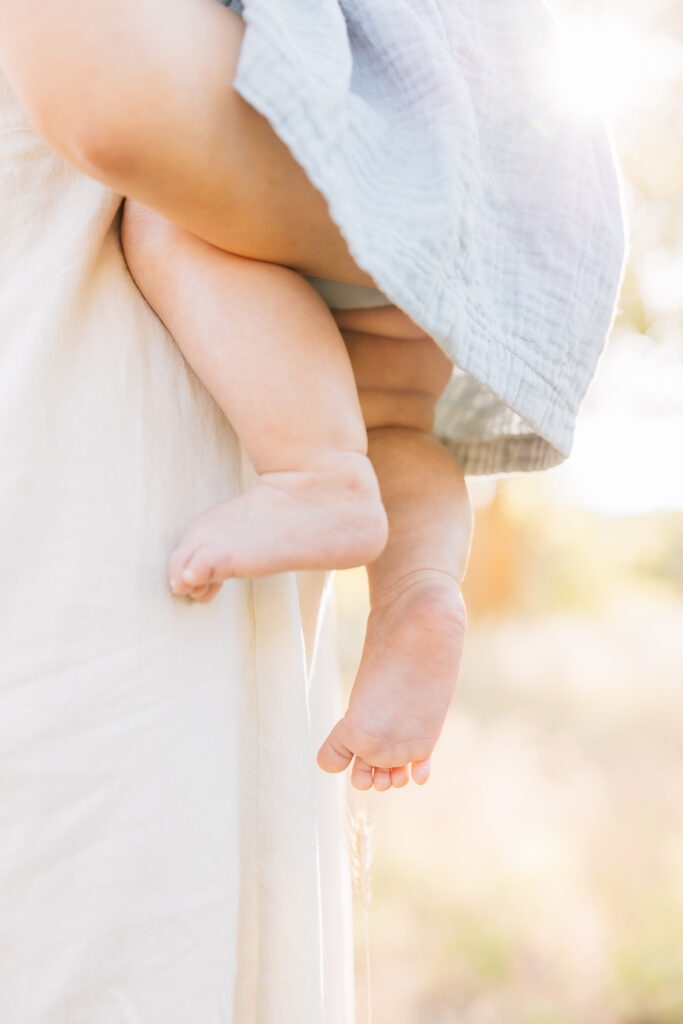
[
  {"left": 0, "top": 68, "right": 354, "bottom": 1024},
  {"left": 0, "top": 0, "right": 627, "bottom": 1018}
]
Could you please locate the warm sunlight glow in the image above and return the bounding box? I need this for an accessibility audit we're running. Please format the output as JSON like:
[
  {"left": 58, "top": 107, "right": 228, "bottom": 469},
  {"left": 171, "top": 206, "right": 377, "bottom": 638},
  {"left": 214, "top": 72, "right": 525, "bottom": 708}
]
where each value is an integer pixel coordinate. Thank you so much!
[
  {"left": 551, "top": 15, "right": 683, "bottom": 117},
  {"left": 543, "top": 329, "right": 683, "bottom": 516}
]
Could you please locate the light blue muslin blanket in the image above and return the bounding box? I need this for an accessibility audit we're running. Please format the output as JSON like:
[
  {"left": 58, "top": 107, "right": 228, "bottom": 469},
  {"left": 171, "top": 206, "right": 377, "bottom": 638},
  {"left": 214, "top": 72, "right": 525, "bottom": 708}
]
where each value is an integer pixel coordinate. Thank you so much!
[{"left": 219, "top": 0, "right": 626, "bottom": 474}]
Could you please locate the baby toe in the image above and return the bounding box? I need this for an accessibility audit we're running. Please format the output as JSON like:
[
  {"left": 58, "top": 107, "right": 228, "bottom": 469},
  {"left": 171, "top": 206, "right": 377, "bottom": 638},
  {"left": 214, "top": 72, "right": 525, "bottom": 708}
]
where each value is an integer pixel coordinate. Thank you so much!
[
  {"left": 411, "top": 758, "right": 432, "bottom": 785},
  {"left": 168, "top": 549, "right": 191, "bottom": 594},
  {"left": 373, "top": 768, "right": 392, "bottom": 792},
  {"left": 391, "top": 765, "right": 410, "bottom": 788},
  {"left": 192, "top": 582, "right": 223, "bottom": 604},
  {"left": 351, "top": 756, "right": 375, "bottom": 791},
  {"left": 317, "top": 724, "right": 354, "bottom": 774},
  {"left": 180, "top": 547, "right": 216, "bottom": 589}
]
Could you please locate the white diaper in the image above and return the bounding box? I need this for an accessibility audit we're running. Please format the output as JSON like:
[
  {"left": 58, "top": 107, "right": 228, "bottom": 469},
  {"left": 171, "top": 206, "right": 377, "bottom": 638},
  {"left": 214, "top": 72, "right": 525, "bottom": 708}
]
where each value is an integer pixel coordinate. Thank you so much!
[{"left": 305, "top": 275, "right": 393, "bottom": 310}]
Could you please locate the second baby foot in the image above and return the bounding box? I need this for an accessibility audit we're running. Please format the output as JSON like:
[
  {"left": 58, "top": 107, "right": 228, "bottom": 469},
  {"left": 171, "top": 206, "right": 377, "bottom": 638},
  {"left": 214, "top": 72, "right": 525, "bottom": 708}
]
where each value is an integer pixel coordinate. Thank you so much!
[
  {"left": 316, "top": 571, "right": 467, "bottom": 789},
  {"left": 168, "top": 453, "right": 388, "bottom": 599}
]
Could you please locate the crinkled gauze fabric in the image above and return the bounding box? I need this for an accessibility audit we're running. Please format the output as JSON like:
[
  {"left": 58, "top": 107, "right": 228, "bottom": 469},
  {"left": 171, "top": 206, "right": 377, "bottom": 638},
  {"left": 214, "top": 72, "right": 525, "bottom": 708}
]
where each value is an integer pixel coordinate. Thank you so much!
[{"left": 219, "top": 0, "right": 627, "bottom": 474}]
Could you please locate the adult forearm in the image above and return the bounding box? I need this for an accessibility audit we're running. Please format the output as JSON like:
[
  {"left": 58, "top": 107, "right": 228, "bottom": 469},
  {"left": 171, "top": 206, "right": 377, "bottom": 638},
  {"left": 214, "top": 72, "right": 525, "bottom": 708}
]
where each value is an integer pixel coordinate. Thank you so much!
[
  {"left": 0, "top": 1, "right": 242, "bottom": 232},
  {"left": 0, "top": 0, "right": 370, "bottom": 281}
]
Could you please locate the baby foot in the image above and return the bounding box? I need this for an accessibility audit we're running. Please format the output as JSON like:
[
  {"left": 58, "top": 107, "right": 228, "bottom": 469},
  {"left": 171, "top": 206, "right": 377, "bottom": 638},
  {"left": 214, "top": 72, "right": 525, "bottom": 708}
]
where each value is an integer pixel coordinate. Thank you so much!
[
  {"left": 317, "top": 571, "right": 466, "bottom": 789},
  {"left": 168, "top": 453, "right": 387, "bottom": 600}
]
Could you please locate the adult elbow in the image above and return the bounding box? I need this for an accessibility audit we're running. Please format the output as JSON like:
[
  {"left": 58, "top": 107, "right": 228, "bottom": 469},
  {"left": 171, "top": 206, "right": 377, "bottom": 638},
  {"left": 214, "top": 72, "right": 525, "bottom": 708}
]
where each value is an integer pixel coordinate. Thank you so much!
[
  {"left": 66, "top": 120, "right": 135, "bottom": 184},
  {"left": 27, "top": 86, "right": 137, "bottom": 184},
  {"left": 0, "top": 8, "right": 161, "bottom": 183}
]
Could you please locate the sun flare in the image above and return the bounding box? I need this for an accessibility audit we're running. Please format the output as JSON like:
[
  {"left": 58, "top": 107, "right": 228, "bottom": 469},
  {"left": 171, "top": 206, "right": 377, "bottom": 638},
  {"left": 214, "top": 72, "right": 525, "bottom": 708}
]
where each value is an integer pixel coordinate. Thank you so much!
[{"left": 550, "top": 14, "right": 683, "bottom": 118}]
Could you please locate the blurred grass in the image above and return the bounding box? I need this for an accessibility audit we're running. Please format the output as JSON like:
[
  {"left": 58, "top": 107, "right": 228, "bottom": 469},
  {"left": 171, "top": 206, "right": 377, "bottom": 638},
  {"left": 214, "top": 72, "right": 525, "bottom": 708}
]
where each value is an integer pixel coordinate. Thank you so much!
[
  {"left": 335, "top": 0, "right": 683, "bottom": 1013},
  {"left": 336, "top": 491, "right": 683, "bottom": 1024}
]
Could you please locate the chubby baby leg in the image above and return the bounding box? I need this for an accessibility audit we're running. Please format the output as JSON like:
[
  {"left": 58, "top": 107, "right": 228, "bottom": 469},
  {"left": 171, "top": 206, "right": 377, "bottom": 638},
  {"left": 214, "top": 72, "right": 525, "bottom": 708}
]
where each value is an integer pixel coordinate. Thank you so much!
[
  {"left": 316, "top": 313, "right": 473, "bottom": 789},
  {"left": 120, "top": 200, "right": 388, "bottom": 598}
]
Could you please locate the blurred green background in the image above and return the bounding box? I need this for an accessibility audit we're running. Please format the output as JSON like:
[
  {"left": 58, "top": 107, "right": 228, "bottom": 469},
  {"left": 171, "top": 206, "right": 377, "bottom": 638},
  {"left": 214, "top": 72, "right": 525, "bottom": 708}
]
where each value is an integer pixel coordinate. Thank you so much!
[{"left": 336, "top": 1, "right": 683, "bottom": 1020}]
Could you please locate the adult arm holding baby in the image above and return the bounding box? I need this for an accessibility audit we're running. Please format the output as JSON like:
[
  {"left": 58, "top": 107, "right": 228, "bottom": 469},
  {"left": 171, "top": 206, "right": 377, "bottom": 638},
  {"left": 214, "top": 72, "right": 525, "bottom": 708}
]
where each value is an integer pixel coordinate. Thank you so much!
[{"left": 0, "top": 0, "right": 372, "bottom": 282}]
